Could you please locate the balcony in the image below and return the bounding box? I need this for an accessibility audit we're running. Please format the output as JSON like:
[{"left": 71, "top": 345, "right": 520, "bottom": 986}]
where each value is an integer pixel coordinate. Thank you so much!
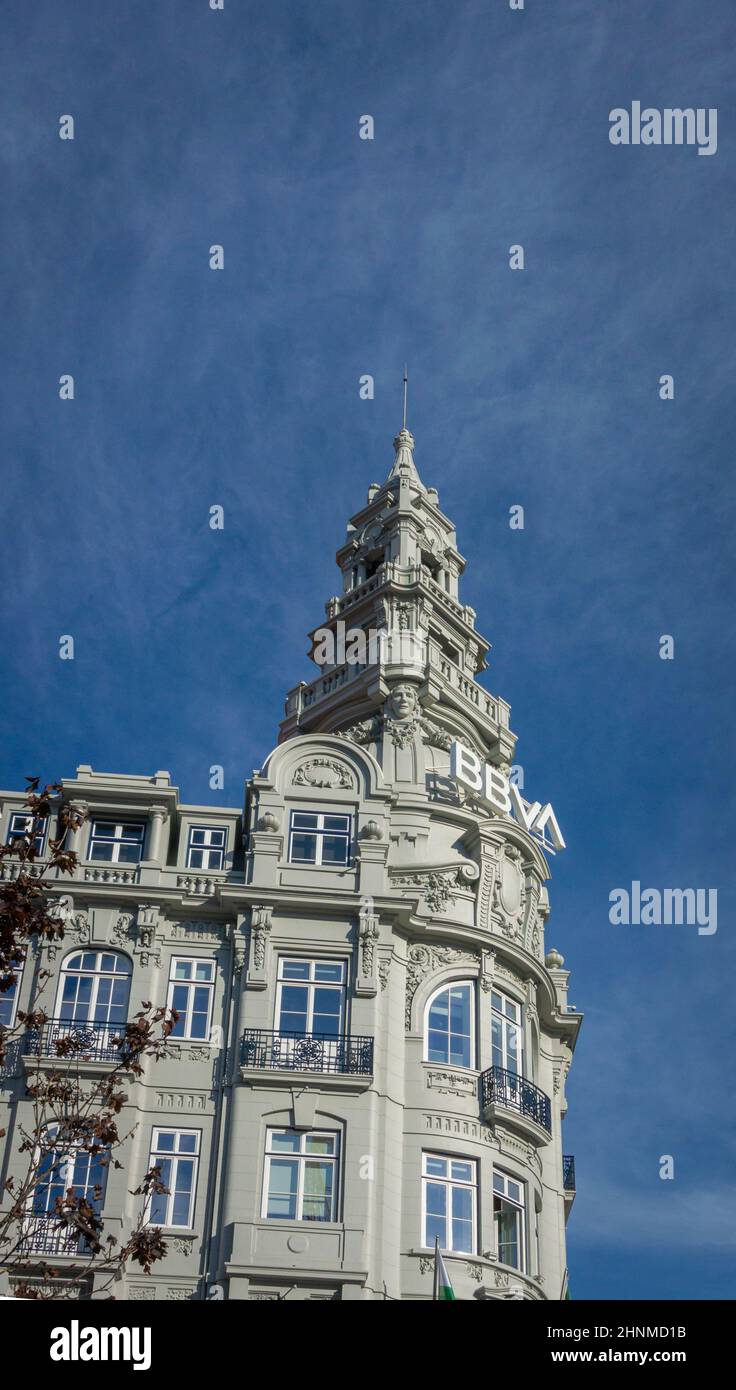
[
  {"left": 480, "top": 1065, "right": 552, "bottom": 1141},
  {"left": 240, "top": 1028, "right": 374, "bottom": 1087},
  {"left": 563, "top": 1154, "right": 576, "bottom": 1195},
  {"left": 18, "top": 1215, "right": 88, "bottom": 1258},
  {"left": 25, "top": 1018, "right": 130, "bottom": 1066}
]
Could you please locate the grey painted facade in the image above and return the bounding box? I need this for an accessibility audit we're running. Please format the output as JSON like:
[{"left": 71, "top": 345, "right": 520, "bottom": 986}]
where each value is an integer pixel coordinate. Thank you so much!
[{"left": 0, "top": 426, "right": 581, "bottom": 1301}]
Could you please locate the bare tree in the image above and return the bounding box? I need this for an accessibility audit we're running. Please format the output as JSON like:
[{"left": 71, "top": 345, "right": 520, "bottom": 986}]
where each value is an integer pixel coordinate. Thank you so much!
[{"left": 0, "top": 780, "right": 176, "bottom": 1298}]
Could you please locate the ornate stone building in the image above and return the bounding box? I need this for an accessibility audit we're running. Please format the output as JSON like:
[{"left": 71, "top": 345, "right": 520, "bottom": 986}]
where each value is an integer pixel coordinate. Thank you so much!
[{"left": 0, "top": 423, "right": 581, "bottom": 1301}]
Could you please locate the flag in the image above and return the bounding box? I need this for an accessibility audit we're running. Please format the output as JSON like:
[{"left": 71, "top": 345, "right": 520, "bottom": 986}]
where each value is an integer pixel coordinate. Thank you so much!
[{"left": 433, "top": 1237, "right": 456, "bottom": 1300}]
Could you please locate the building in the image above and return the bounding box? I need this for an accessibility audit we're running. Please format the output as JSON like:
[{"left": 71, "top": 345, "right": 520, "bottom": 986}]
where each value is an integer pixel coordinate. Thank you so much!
[{"left": 0, "top": 422, "right": 581, "bottom": 1301}]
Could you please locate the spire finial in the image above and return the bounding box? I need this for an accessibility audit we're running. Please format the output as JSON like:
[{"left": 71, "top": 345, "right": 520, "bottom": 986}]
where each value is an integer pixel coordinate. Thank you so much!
[{"left": 402, "top": 364, "right": 408, "bottom": 430}]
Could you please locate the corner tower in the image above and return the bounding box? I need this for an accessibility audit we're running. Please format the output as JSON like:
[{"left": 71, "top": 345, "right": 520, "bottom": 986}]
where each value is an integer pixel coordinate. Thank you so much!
[{"left": 224, "top": 418, "right": 582, "bottom": 1301}]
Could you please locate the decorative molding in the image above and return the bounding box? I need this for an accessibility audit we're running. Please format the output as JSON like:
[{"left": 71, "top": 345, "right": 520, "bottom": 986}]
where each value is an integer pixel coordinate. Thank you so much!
[
  {"left": 155, "top": 1091, "right": 208, "bottom": 1111},
  {"left": 170, "top": 920, "right": 224, "bottom": 945},
  {"left": 292, "top": 757, "right": 354, "bottom": 789},
  {"left": 128, "top": 1286, "right": 156, "bottom": 1301},
  {"left": 247, "top": 904, "right": 273, "bottom": 990},
  {"left": 426, "top": 1069, "right": 477, "bottom": 1097},
  {"left": 392, "top": 862, "right": 479, "bottom": 916}
]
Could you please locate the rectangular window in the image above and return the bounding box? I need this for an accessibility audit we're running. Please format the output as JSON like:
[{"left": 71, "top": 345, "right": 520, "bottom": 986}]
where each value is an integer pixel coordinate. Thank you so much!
[
  {"left": 7, "top": 812, "right": 47, "bottom": 856},
  {"left": 493, "top": 1170, "right": 526, "bottom": 1270},
  {"left": 263, "top": 1130, "right": 339, "bottom": 1223},
  {"left": 288, "top": 811, "right": 351, "bottom": 867},
  {"left": 0, "top": 961, "right": 23, "bottom": 1028},
  {"left": 88, "top": 821, "right": 145, "bottom": 865},
  {"left": 422, "top": 1154, "right": 477, "bottom": 1254},
  {"left": 276, "top": 958, "right": 347, "bottom": 1037},
  {"left": 148, "top": 1129, "right": 200, "bottom": 1229},
  {"left": 491, "top": 989, "right": 523, "bottom": 1075},
  {"left": 167, "top": 958, "right": 216, "bottom": 1041},
  {"left": 186, "top": 825, "right": 227, "bottom": 871}
]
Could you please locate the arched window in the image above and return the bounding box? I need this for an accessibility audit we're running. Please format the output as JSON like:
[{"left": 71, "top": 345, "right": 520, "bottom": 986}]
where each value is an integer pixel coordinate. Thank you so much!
[
  {"left": 424, "top": 981, "right": 475, "bottom": 1069},
  {"left": 56, "top": 951, "right": 132, "bottom": 1032}
]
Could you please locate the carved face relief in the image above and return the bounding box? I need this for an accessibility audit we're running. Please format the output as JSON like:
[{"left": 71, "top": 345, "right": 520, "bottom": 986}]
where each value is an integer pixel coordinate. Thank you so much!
[{"left": 386, "top": 684, "right": 418, "bottom": 722}]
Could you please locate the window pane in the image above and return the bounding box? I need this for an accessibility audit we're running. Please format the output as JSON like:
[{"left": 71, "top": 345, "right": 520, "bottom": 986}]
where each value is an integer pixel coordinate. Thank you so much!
[
  {"left": 290, "top": 833, "right": 317, "bottom": 862},
  {"left": 291, "top": 813, "right": 318, "bottom": 829},
  {"left": 302, "top": 1160, "right": 333, "bottom": 1221},
  {"left": 321, "top": 835, "right": 349, "bottom": 864},
  {"left": 493, "top": 1173, "right": 505, "bottom": 1194},
  {"left": 304, "top": 1135, "right": 335, "bottom": 1155},
  {"left": 174, "top": 961, "right": 193, "bottom": 979},
  {"left": 322, "top": 815, "right": 350, "bottom": 831},
  {"left": 269, "top": 1132, "right": 301, "bottom": 1153},
  {"left": 118, "top": 843, "right": 141, "bottom": 863},
  {"left": 267, "top": 1159, "right": 298, "bottom": 1218},
  {"left": 425, "top": 1157, "right": 447, "bottom": 1178},
  {"left": 178, "top": 1134, "right": 198, "bottom": 1154},
  {"left": 451, "top": 1161, "right": 473, "bottom": 1183},
  {"left": 425, "top": 1182, "right": 446, "bottom": 1219},
  {"left": 155, "top": 1133, "right": 176, "bottom": 1152},
  {"left": 314, "top": 963, "right": 344, "bottom": 982},
  {"left": 281, "top": 962, "right": 310, "bottom": 980},
  {"left": 195, "top": 962, "right": 213, "bottom": 981}
]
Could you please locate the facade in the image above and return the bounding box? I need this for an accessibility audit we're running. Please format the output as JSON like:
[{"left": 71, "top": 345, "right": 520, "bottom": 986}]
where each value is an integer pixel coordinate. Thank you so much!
[{"left": 0, "top": 423, "right": 581, "bottom": 1301}]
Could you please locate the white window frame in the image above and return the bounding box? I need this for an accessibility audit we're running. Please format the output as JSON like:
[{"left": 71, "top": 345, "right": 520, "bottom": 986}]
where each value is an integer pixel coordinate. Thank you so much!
[
  {"left": 423, "top": 979, "right": 476, "bottom": 1070},
  {"left": 186, "top": 825, "right": 227, "bottom": 871},
  {"left": 0, "top": 958, "right": 24, "bottom": 1029},
  {"left": 275, "top": 958, "right": 348, "bottom": 1036},
  {"left": 421, "top": 1153, "right": 478, "bottom": 1255},
  {"left": 287, "top": 811, "right": 352, "bottom": 867},
  {"left": 262, "top": 1129, "right": 340, "bottom": 1223},
  {"left": 491, "top": 988, "right": 524, "bottom": 1076},
  {"left": 493, "top": 1169, "right": 527, "bottom": 1271},
  {"left": 147, "top": 1128, "right": 200, "bottom": 1230},
  {"left": 56, "top": 950, "right": 132, "bottom": 1033},
  {"left": 88, "top": 820, "right": 145, "bottom": 865},
  {"left": 167, "top": 956, "right": 216, "bottom": 1042},
  {"left": 7, "top": 811, "right": 47, "bottom": 855}
]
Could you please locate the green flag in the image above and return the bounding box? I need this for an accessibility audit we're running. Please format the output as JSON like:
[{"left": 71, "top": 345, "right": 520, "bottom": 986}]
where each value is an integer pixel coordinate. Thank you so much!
[{"left": 433, "top": 1237, "right": 456, "bottom": 1300}]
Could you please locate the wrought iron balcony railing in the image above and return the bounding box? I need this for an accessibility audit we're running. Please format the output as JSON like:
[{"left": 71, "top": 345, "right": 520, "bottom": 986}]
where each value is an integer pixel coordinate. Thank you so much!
[
  {"left": 25, "top": 1018, "right": 130, "bottom": 1064},
  {"left": 241, "top": 1028, "right": 374, "bottom": 1076},
  {"left": 563, "top": 1155, "right": 576, "bottom": 1191},
  {"left": 480, "top": 1065, "right": 552, "bottom": 1135},
  {"left": 18, "top": 1215, "right": 88, "bottom": 1257}
]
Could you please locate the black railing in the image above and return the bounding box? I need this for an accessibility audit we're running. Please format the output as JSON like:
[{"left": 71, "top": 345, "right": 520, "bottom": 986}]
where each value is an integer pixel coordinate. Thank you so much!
[
  {"left": 18, "top": 1215, "right": 88, "bottom": 1257},
  {"left": 25, "top": 1018, "right": 130, "bottom": 1064},
  {"left": 480, "top": 1065, "right": 552, "bottom": 1135},
  {"left": 562, "top": 1155, "right": 576, "bottom": 1191},
  {"left": 241, "top": 1028, "right": 374, "bottom": 1076}
]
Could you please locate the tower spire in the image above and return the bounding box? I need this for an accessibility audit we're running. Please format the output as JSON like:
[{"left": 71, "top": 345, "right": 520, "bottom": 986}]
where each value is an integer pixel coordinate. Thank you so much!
[{"left": 388, "top": 366, "right": 422, "bottom": 484}]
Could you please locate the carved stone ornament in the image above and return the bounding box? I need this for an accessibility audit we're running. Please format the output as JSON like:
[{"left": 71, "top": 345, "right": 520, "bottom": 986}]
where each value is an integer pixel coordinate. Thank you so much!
[
  {"left": 251, "top": 907, "right": 273, "bottom": 971},
  {"left": 292, "top": 757, "right": 354, "bottom": 789},
  {"left": 392, "top": 862, "right": 479, "bottom": 915},
  {"left": 112, "top": 912, "right": 135, "bottom": 947},
  {"left": 491, "top": 843, "right": 527, "bottom": 941},
  {"left": 359, "top": 912, "right": 379, "bottom": 977},
  {"left": 405, "top": 942, "right": 480, "bottom": 1030}
]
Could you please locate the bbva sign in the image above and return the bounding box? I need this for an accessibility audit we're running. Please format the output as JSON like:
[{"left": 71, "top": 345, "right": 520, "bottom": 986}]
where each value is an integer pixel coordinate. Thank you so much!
[{"left": 449, "top": 742, "right": 566, "bottom": 852}]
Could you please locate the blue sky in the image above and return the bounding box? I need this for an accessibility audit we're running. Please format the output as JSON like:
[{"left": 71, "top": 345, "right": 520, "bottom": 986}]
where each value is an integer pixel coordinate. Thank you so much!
[{"left": 1, "top": 0, "right": 734, "bottom": 1298}]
